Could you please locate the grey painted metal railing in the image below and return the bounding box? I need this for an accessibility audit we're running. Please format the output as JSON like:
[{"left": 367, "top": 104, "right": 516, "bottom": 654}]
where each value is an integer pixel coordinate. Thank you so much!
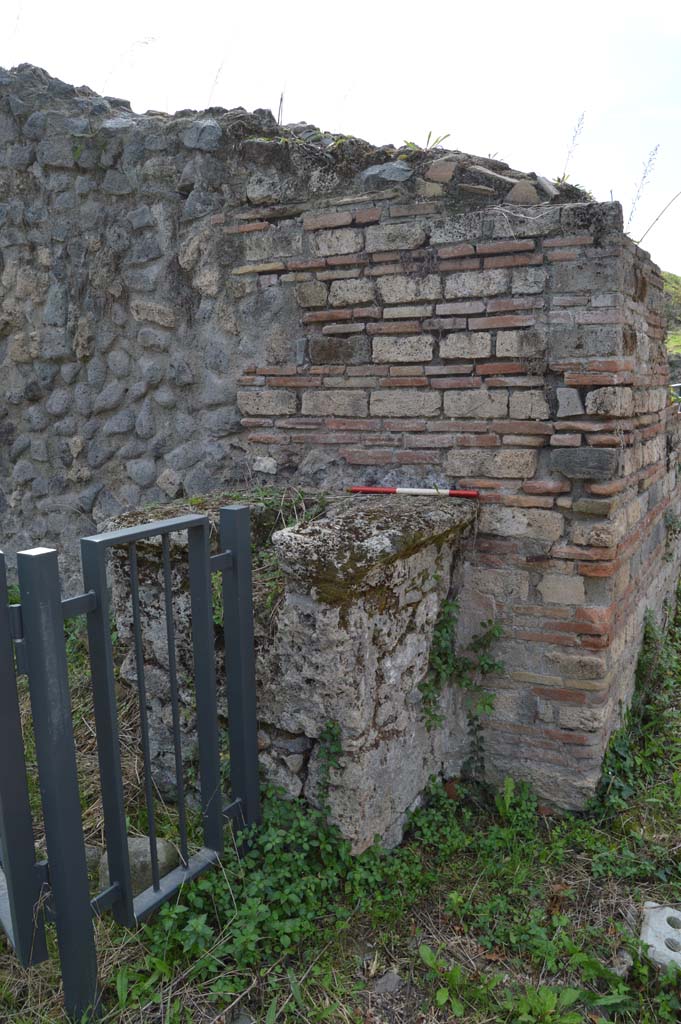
[{"left": 0, "top": 506, "right": 260, "bottom": 1021}]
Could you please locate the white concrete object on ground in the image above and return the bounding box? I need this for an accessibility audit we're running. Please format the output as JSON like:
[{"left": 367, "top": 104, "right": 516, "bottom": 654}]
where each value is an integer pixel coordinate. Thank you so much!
[{"left": 640, "top": 902, "right": 681, "bottom": 969}]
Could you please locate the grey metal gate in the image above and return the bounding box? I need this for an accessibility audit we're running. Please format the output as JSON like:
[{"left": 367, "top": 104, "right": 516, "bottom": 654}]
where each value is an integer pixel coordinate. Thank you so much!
[{"left": 0, "top": 505, "right": 260, "bottom": 1020}]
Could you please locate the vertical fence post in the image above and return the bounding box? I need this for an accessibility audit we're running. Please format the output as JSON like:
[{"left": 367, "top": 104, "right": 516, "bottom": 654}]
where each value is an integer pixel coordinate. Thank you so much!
[
  {"left": 219, "top": 507, "right": 261, "bottom": 828},
  {"left": 187, "top": 522, "right": 223, "bottom": 853},
  {"left": 0, "top": 552, "right": 48, "bottom": 966},
  {"left": 17, "top": 548, "right": 99, "bottom": 1021},
  {"left": 81, "top": 538, "right": 134, "bottom": 927}
]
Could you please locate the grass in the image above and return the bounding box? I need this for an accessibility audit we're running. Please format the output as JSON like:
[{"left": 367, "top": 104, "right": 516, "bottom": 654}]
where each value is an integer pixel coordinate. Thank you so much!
[
  {"left": 666, "top": 332, "right": 681, "bottom": 357},
  {"left": 2, "top": 580, "right": 681, "bottom": 1021}
]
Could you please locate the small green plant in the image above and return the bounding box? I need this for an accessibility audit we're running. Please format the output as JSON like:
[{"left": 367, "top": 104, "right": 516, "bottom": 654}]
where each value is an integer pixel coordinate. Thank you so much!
[
  {"left": 594, "top": 599, "right": 680, "bottom": 813},
  {"left": 317, "top": 720, "right": 342, "bottom": 814},
  {"left": 418, "top": 595, "right": 503, "bottom": 784},
  {"left": 503, "top": 985, "right": 583, "bottom": 1024},
  {"left": 419, "top": 943, "right": 503, "bottom": 1016},
  {"left": 665, "top": 511, "right": 681, "bottom": 561},
  {"left": 402, "top": 131, "right": 451, "bottom": 152},
  {"left": 627, "top": 143, "right": 660, "bottom": 231}
]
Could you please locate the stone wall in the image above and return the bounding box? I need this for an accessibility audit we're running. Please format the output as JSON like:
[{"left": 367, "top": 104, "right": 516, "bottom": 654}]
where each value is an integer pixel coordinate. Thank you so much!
[
  {"left": 108, "top": 495, "right": 476, "bottom": 852},
  {"left": 2, "top": 65, "right": 680, "bottom": 815},
  {"left": 0, "top": 63, "right": 587, "bottom": 574}
]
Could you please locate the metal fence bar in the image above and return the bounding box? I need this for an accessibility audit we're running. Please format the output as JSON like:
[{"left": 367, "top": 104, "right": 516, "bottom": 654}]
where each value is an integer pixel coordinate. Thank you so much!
[
  {"left": 80, "top": 538, "right": 134, "bottom": 927},
  {"left": 127, "top": 543, "right": 160, "bottom": 892},
  {"left": 219, "top": 507, "right": 261, "bottom": 828},
  {"left": 0, "top": 553, "right": 48, "bottom": 966},
  {"left": 161, "top": 534, "right": 189, "bottom": 867},
  {"left": 17, "top": 547, "right": 99, "bottom": 1020},
  {"left": 187, "top": 521, "right": 223, "bottom": 853},
  {"left": 93, "top": 513, "right": 210, "bottom": 548}
]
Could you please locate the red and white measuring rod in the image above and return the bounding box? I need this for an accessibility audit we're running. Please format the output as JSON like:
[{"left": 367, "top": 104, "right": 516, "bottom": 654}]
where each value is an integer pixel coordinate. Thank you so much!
[{"left": 348, "top": 486, "right": 479, "bottom": 499}]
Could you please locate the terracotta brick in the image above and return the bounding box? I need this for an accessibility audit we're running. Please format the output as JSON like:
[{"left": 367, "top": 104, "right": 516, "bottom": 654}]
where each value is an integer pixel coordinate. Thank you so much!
[
  {"left": 233, "top": 261, "right": 285, "bottom": 275},
  {"left": 576, "top": 606, "right": 614, "bottom": 627},
  {"left": 429, "top": 376, "right": 484, "bottom": 389},
  {"left": 502, "top": 435, "right": 546, "bottom": 447},
  {"left": 320, "top": 322, "right": 365, "bottom": 335},
  {"left": 437, "top": 244, "right": 476, "bottom": 258},
  {"left": 483, "top": 254, "right": 544, "bottom": 269},
  {"left": 390, "top": 364, "right": 427, "bottom": 376},
  {"left": 487, "top": 297, "right": 537, "bottom": 312},
  {"left": 224, "top": 220, "right": 270, "bottom": 234},
  {"left": 502, "top": 495, "right": 555, "bottom": 509},
  {"left": 308, "top": 364, "right": 345, "bottom": 375},
  {"left": 476, "top": 239, "right": 535, "bottom": 255},
  {"left": 286, "top": 257, "right": 327, "bottom": 271},
  {"left": 276, "top": 417, "right": 323, "bottom": 428},
  {"left": 422, "top": 317, "right": 468, "bottom": 331},
  {"left": 491, "top": 420, "right": 552, "bottom": 435},
  {"left": 325, "top": 418, "right": 381, "bottom": 430},
  {"left": 554, "top": 417, "right": 627, "bottom": 433},
  {"left": 371, "top": 251, "right": 403, "bottom": 263},
  {"left": 468, "top": 316, "right": 535, "bottom": 330},
  {"left": 547, "top": 620, "right": 604, "bottom": 637},
  {"left": 552, "top": 544, "right": 617, "bottom": 561},
  {"left": 564, "top": 372, "right": 633, "bottom": 386},
  {"left": 425, "top": 364, "right": 476, "bottom": 376},
  {"left": 367, "top": 321, "right": 422, "bottom": 335},
  {"left": 353, "top": 207, "right": 382, "bottom": 225},
  {"left": 435, "top": 301, "right": 486, "bottom": 315},
  {"left": 550, "top": 433, "right": 582, "bottom": 447},
  {"left": 264, "top": 378, "right": 322, "bottom": 393},
  {"left": 303, "top": 309, "right": 353, "bottom": 324},
  {"left": 289, "top": 431, "right": 369, "bottom": 445},
  {"left": 383, "top": 304, "right": 434, "bottom": 319},
  {"left": 326, "top": 253, "right": 370, "bottom": 267},
  {"left": 523, "top": 480, "right": 571, "bottom": 494},
  {"left": 552, "top": 358, "right": 635, "bottom": 373},
  {"left": 347, "top": 364, "right": 389, "bottom": 376},
  {"left": 477, "top": 361, "right": 525, "bottom": 375},
  {"left": 458, "top": 479, "right": 506, "bottom": 489},
  {"left": 585, "top": 480, "right": 628, "bottom": 496},
  {"left": 586, "top": 433, "right": 625, "bottom": 446},
  {"left": 385, "top": 419, "right": 428, "bottom": 431},
  {"left": 396, "top": 450, "right": 440, "bottom": 463},
  {"left": 380, "top": 376, "right": 429, "bottom": 387},
  {"left": 485, "top": 376, "right": 545, "bottom": 388}
]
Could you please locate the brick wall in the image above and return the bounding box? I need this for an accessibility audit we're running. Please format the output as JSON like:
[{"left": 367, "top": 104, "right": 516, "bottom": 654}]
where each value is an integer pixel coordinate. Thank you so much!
[{"left": 234, "top": 197, "right": 679, "bottom": 809}]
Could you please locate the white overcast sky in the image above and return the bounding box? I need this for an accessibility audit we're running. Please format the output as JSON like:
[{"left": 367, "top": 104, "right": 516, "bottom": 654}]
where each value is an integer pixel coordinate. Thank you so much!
[{"left": 2, "top": 0, "right": 680, "bottom": 274}]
